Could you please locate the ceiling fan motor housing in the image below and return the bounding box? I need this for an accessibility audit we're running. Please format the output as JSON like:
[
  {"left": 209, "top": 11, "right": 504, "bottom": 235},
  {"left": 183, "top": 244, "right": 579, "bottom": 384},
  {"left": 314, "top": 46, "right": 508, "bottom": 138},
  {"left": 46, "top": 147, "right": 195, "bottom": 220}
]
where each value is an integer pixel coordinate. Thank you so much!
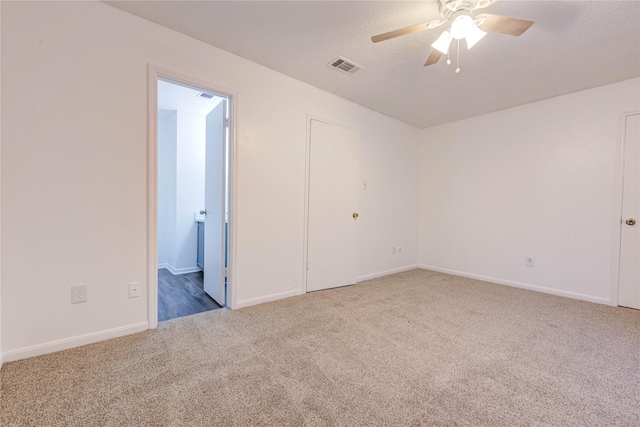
[{"left": 439, "top": 0, "right": 475, "bottom": 20}]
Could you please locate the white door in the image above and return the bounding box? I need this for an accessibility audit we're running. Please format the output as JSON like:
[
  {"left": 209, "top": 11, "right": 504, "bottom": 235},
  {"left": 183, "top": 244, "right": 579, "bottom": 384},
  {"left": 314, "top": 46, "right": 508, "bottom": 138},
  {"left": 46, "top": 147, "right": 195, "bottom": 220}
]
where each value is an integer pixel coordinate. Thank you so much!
[
  {"left": 203, "top": 100, "right": 227, "bottom": 306},
  {"left": 307, "top": 120, "right": 359, "bottom": 292},
  {"left": 619, "top": 113, "right": 640, "bottom": 309}
]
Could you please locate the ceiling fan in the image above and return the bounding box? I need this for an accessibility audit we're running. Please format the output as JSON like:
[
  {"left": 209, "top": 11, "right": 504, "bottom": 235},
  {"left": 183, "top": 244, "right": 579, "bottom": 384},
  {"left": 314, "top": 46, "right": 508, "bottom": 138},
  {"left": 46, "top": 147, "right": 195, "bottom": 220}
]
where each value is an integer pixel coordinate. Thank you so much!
[{"left": 371, "top": 0, "right": 534, "bottom": 72}]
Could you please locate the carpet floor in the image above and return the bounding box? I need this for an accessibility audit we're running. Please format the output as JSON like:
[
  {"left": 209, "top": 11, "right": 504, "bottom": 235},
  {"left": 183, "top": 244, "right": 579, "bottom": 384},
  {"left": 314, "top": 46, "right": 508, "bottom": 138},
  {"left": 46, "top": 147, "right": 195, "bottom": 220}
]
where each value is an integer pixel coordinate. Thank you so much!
[{"left": 1, "top": 269, "right": 639, "bottom": 426}]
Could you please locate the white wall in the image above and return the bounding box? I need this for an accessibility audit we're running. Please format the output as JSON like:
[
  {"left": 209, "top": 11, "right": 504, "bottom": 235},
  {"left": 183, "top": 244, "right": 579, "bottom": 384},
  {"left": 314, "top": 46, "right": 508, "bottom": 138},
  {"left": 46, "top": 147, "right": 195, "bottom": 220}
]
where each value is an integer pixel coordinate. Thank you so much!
[
  {"left": 174, "top": 110, "right": 206, "bottom": 272},
  {"left": 157, "top": 108, "right": 206, "bottom": 274},
  {"left": 419, "top": 78, "right": 640, "bottom": 304},
  {"left": 1, "top": 1, "right": 419, "bottom": 360},
  {"left": 157, "top": 110, "right": 177, "bottom": 267}
]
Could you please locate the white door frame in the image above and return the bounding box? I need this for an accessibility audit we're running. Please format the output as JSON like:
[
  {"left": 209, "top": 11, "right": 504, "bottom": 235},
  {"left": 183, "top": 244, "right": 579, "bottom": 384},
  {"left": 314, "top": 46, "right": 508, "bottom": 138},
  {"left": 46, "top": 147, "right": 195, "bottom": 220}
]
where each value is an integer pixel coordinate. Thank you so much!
[
  {"left": 147, "top": 64, "right": 237, "bottom": 329},
  {"left": 610, "top": 110, "right": 640, "bottom": 307},
  {"left": 302, "top": 114, "right": 359, "bottom": 293}
]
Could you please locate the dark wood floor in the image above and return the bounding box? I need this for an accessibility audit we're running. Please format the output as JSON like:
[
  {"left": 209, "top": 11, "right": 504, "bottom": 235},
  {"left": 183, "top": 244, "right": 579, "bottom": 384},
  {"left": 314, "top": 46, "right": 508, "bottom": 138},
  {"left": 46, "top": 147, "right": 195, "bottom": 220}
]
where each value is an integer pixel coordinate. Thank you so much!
[{"left": 158, "top": 269, "right": 222, "bottom": 322}]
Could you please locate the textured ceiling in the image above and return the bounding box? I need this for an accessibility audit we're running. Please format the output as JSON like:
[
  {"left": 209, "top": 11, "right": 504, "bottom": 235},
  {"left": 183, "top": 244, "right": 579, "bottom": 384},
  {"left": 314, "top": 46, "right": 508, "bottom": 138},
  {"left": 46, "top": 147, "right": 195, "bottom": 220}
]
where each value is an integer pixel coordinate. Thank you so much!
[{"left": 104, "top": 0, "right": 640, "bottom": 129}]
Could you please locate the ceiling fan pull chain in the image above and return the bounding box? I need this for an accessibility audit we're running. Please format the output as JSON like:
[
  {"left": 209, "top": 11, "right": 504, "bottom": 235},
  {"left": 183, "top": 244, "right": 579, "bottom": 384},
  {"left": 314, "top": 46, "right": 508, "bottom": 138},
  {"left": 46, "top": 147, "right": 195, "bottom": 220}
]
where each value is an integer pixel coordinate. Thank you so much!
[
  {"left": 447, "top": 45, "right": 452, "bottom": 65},
  {"left": 455, "top": 39, "right": 461, "bottom": 73}
]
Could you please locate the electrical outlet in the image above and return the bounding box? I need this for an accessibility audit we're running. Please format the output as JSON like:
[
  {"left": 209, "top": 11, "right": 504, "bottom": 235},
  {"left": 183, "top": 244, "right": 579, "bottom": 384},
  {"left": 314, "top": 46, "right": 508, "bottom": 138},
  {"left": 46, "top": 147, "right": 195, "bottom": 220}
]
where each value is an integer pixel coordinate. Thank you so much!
[
  {"left": 71, "top": 284, "right": 88, "bottom": 304},
  {"left": 392, "top": 246, "right": 397, "bottom": 254},
  {"left": 129, "top": 282, "right": 141, "bottom": 298},
  {"left": 525, "top": 257, "right": 535, "bottom": 267}
]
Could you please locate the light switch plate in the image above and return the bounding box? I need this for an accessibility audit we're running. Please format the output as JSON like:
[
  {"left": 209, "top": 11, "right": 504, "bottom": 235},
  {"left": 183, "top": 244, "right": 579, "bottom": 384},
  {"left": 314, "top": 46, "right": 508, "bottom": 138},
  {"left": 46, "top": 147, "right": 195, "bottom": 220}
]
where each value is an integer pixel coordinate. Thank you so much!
[{"left": 129, "top": 282, "right": 141, "bottom": 298}]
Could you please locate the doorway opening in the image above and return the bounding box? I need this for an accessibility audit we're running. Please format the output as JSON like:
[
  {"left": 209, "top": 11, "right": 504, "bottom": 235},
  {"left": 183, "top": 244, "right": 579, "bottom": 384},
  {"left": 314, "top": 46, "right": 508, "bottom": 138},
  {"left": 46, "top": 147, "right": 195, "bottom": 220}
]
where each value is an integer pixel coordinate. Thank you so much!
[{"left": 155, "top": 76, "right": 232, "bottom": 322}]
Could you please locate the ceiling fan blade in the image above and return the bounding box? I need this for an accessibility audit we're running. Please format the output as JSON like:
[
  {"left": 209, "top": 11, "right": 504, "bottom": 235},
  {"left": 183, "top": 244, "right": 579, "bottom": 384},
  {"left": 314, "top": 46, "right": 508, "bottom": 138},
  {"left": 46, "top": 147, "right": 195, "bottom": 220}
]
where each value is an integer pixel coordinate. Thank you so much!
[
  {"left": 371, "top": 19, "right": 445, "bottom": 43},
  {"left": 424, "top": 49, "right": 442, "bottom": 67},
  {"left": 475, "top": 13, "right": 534, "bottom": 36}
]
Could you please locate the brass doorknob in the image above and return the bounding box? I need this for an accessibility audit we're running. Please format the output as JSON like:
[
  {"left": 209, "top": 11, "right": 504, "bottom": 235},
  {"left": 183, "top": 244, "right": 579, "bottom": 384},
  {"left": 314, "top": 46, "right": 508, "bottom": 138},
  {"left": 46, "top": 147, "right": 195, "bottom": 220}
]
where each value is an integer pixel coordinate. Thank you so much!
[
  {"left": 626, "top": 218, "right": 636, "bottom": 226},
  {"left": 352, "top": 212, "right": 359, "bottom": 219}
]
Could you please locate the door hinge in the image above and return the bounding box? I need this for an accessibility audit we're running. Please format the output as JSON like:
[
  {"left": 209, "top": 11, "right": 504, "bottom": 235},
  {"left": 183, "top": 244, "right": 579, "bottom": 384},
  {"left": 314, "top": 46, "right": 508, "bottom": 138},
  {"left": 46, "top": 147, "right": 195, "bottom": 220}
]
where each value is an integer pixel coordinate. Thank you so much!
[
  {"left": 224, "top": 117, "right": 230, "bottom": 127},
  {"left": 224, "top": 267, "right": 229, "bottom": 277}
]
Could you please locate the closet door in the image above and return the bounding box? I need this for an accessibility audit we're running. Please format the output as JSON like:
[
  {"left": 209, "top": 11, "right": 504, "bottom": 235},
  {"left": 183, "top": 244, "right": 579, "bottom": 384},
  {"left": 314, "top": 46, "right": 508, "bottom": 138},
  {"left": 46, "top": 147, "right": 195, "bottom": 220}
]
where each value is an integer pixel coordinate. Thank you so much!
[
  {"left": 619, "top": 113, "right": 640, "bottom": 309},
  {"left": 307, "top": 120, "right": 360, "bottom": 292}
]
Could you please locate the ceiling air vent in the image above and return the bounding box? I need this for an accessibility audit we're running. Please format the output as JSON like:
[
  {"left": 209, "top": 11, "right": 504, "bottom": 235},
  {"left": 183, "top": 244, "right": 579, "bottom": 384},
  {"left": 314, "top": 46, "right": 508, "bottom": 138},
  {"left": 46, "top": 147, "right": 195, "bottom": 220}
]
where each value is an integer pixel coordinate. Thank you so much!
[
  {"left": 327, "top": 56, "right": 363, "bottom": 75},
  {"left": 198, "top": 92, "right": 214, "bottom": 99}
]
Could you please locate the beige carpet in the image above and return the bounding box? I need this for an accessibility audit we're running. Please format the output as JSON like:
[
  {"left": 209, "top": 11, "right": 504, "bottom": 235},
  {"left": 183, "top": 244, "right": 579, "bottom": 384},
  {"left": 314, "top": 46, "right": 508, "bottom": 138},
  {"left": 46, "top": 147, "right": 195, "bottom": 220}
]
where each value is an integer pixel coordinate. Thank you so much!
[{"left": 1, "top": 269, "right": 639, "bottom": 426}]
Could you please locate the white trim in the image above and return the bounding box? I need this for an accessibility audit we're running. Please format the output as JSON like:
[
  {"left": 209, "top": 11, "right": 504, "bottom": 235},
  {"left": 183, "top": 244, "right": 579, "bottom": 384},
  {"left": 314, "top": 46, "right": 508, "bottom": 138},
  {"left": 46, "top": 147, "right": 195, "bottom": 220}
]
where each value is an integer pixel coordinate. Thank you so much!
[
  {"left": 357, "top": 265, "right": 419, "bottom": 282},
  {"left": 227, "top": 92, "right": 238, "bottom": 310},
  {"left": 0, "top": 0, "right": 3, "bottom": 372},
  {"left": 610, "top": 110, "right": 640, "bottom": 307},
  {"left": 147, "top": 65, "right": 159, "bottom": 329},
  {"left": 164, "top": 265, "right": 202, "bottom": 275},
  {"left": 2, "top": 322, "right": 149, "bottom": 363},
  {"left": 147, "top": 65, "right": 238, "bottom": 320},
  {"left": 238, "top": 265, "right": 419, "bottom": 308},
  {"left": 157, "top": 263, "right": 169, "bottom": 270},
  {"left": 235, "top": 289, "right": 305, "bottom": 309},
  {"left": 302, "top": 114, "right": 312, "bottom": 294},
  {"left": 419, "top": 265, "right": 610, "bottom": 306}
]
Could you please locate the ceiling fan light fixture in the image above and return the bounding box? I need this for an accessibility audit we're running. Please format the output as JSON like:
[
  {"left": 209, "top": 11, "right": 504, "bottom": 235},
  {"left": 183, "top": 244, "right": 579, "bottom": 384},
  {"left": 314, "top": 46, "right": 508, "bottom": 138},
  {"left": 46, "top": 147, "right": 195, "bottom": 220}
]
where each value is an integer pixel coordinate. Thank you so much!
[
  {"left": 465, "top": 24, "right": 487, "bottom": 49},
  {"left": 370, "top": 0, "right": 535, "bottom": 73},
  {"left": 431, "top": 30, "right": 453, "bottom": 54},
  {"left": 450, "top": 14, "right": 474, "bottom": 39}
]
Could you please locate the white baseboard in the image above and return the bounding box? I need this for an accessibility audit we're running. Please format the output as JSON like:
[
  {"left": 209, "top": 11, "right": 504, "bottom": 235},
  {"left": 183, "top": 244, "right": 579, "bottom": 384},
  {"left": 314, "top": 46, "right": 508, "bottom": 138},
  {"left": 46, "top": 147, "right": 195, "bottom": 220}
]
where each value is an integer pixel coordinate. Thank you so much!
[
  {"left": 157, "top": 263, "right": 169, "bottom": 270},
  {"left": 419, "top": 264, "right": 610, "bottom": 305},
  {"left": 236, "top": 288, "right": 305, "bottom": 309},
  {"left": 235, "top": 266, "right": 421, "bottom": 309},
  {"left": 357, "top": 264, "right": 420, "bottom": 282},
  {"left": 1, "top": 321, "right": 149, "bottom": 363},
  {"left": 164, "top": 264, "right": 202, "bottom": 275}
]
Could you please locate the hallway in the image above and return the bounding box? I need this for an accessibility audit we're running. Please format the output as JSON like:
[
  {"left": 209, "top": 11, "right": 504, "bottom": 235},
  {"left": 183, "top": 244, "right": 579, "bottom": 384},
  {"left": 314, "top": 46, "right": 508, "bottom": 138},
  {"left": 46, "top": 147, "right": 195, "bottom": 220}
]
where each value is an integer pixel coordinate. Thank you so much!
[{"left": 158, "top": 269, "right": 221, "bottom": 322}]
